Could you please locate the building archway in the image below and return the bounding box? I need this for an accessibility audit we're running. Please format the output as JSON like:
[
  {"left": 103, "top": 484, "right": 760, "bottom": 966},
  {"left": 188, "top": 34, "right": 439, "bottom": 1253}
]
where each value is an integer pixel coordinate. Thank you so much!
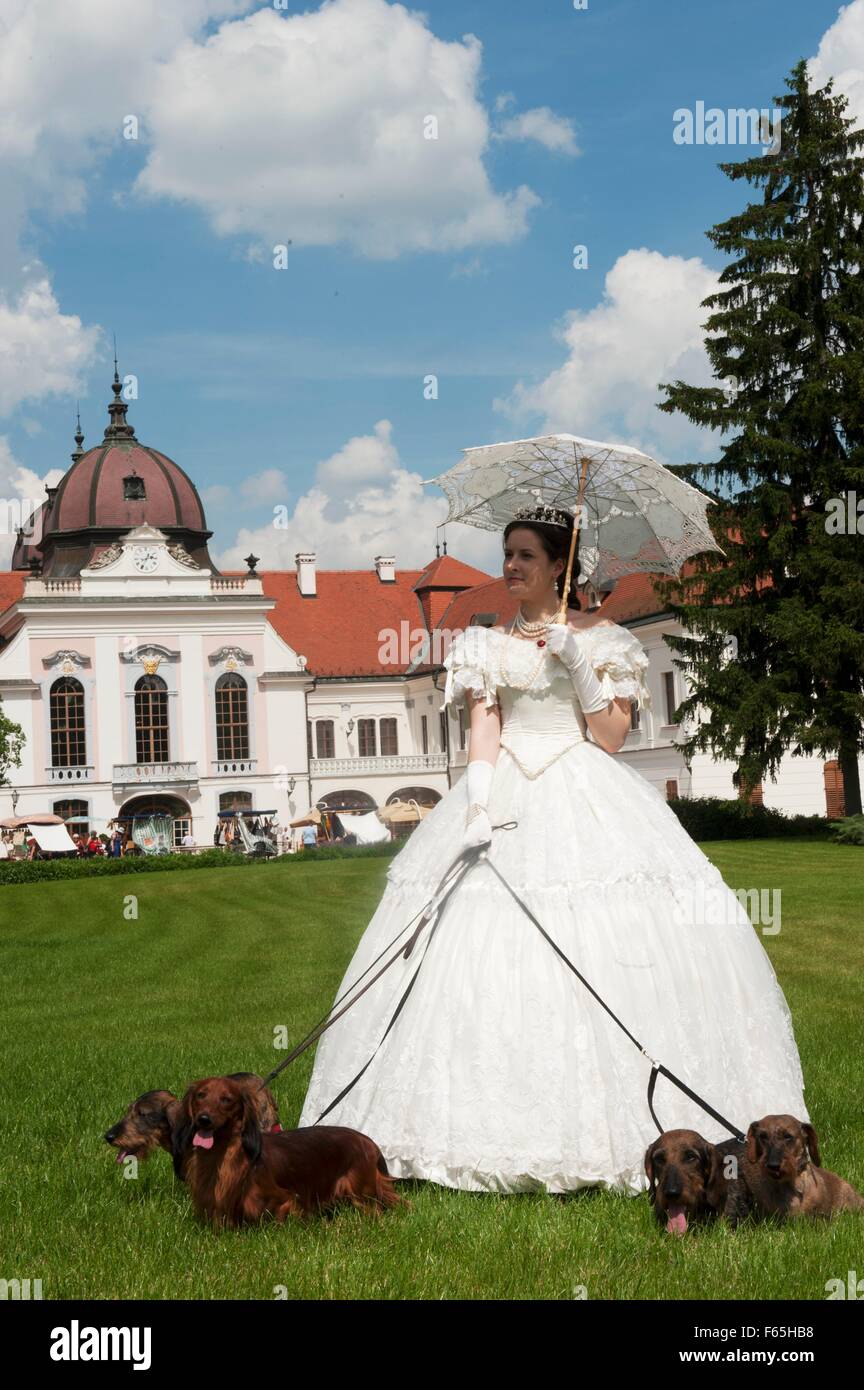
[
  {"left": 117, "top": 793, "right": 193, "bottom": 850},
  {"left": 317, "top": 789, "right": 378, "bottom": 814},
  {"left": 387, "top": 786, "right": 441, "bottom": 809},
  {"left": 315, "top": 789, "right": 378, "bottom": 842}
]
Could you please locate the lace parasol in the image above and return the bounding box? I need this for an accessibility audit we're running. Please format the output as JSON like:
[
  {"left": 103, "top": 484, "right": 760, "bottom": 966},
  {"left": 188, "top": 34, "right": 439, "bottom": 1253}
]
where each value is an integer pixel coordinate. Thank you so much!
[{"left": 423, "top": 433, "right": 725, "bottom": 595}]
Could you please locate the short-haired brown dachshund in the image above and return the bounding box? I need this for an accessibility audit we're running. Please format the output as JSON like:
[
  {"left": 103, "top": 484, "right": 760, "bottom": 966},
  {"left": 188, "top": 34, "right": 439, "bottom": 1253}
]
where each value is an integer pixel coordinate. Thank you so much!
[
  {"left": 644, "top": 1129, "right": 749, "bottom": 1235},
  {"left": 104, "top": 1073, "right": 282, "bottom": 1168},
  {"left": 735, "top": 1115, "right": 864, "bottom": 1221},
  {"left": 173, "top": 1075, "right": 407, "bottom": 1229}
]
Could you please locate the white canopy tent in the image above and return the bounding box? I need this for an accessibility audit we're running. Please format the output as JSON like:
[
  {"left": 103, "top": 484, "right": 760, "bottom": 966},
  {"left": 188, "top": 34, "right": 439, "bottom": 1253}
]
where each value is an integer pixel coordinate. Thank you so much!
[
  {"left": 28, "top": 822, "right": 78, "bottom": 854},
  {"left": 337, "top": 810, "right": 391, "bottom": 845}
]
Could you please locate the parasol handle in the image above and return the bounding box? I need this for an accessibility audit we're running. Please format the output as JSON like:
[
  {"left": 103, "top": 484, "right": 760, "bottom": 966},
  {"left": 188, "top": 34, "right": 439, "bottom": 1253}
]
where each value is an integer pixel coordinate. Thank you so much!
[{"left": 554, "top": 455, "right": 590, "bottom": 623}]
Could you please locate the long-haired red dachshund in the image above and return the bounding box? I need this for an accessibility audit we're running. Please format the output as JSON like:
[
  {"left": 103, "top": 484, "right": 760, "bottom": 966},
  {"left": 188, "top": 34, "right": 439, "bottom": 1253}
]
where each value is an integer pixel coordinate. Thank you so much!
[
  {"left": 104, "top": 1072, "right": 281, "bottom": 1170},
  {"left": 173, "top": 1076, "right": 407, "bottom": 1229}
]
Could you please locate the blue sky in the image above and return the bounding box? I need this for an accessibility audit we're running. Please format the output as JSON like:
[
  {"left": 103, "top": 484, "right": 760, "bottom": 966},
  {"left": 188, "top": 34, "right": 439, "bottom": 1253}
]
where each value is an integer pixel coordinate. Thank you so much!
[{"left": 0, "top": 0, "right": 858, "bottom": 575}]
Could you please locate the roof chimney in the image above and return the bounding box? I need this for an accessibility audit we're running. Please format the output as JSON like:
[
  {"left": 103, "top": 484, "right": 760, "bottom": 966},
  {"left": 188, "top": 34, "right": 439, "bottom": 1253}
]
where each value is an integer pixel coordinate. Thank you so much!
[
  {"left": 374, "top": 554, "right": 396, "bottom": 583},
  {"left": 296, "top": 551, "right": 317, "bottom": 596}
]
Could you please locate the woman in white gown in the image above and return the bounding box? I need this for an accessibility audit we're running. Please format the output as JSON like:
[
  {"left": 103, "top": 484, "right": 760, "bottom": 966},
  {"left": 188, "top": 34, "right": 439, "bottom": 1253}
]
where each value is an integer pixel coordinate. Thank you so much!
[{"left": 298, "top": 508, "right": 810, "bottom": 1195}]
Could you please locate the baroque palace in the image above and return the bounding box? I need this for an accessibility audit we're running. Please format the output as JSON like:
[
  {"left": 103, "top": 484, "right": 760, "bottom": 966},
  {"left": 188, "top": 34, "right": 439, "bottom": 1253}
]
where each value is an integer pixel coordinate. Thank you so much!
[{"left": 0, "top": 377, "right": 851, "bottom": 844}]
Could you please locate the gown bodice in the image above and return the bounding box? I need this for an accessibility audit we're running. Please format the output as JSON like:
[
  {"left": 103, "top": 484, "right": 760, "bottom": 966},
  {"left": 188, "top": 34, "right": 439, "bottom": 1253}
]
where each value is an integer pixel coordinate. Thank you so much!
[
  {"left": 442, "top": 621, "right": 653, "bottom": 779},
  {"left": 494, "top": 638, "right": 590, "bottom": 779}
]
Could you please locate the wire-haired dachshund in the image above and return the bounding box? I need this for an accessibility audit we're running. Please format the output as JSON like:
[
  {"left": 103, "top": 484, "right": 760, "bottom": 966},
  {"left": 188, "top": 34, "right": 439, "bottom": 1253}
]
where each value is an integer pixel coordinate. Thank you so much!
[
  {"left": 104, "top": 1073, "right": 282, "bottom": 1168},
  {"left": 173, "top": 1075, "right": 407, "bottom": 1229},
  {"left": 645, "top": 1116, "right": 864, "bottom": 1234},
  {"left": 644, "top": 1128, "right": 749, "bottom": 1235},
  {"left": 735, "top": 1115, "right": 864, "bottom": 1220}
]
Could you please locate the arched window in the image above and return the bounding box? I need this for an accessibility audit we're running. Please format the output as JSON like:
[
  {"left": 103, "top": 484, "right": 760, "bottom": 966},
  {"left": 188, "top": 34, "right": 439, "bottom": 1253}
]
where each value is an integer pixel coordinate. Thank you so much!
[
  {"left": 135, "top": 675, "right": 169, "bottom": 763},
  {"left": 50, "top": 677, "right": 86, "bottom": 767},
  {"left": 215, "top": 673, "right": 249, "bottom": 759},
  {"left": 53, "top": 797, "right": 89, "bottom": 837},
  {"left": 318, "top": 790, "right": 377, "bottom": 813},
  {"left": 388, "top": 786, "right": 441, "bottom": 809}
]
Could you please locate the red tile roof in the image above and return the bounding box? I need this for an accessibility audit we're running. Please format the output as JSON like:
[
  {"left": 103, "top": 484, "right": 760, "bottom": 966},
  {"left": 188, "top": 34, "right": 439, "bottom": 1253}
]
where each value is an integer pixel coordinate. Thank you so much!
[
  {"left": 0, "top": 572, "right": 26, "bottom": 608},
  {"left": 403, "top": 569, "right": 674, "bottom": 673},
  {"left": 259, "top": 555, "right": 493, "bottom": 677},
  {"left": 0, "top": 572, "right": 26, "bottom": 640}
]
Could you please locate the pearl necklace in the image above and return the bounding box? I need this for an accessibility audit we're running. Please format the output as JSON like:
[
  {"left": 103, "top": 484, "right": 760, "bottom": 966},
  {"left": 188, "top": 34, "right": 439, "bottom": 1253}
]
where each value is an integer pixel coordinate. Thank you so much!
[
  {"left": 499, "top": 612, "right": 552, "bottom": 691},
  {"left": 514, "top": 605, "right": 558, "bottom": 645}
]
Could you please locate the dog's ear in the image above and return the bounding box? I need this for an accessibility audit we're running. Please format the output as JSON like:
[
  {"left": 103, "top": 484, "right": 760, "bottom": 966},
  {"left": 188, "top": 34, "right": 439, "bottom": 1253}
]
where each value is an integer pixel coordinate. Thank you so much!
[
  {"left": 745, "top": 1122, "right": 760, "bottom": 1165},
  {"left": 801, "top": 1122, "right": 821, "bottom": 1168},
  {"left": 240, "top": 1089, "right": 262, "bottom": 1163},
  {"left": 259, "top": 1085, "right": 281, "bottom": 1132},
  {"left": 643, "top": 1142, "right": 658, "bottom": 1206},
  {"left": 171, "top": 1088, "right": 195, "bottom": 1179},
  {"left": 162, "top": 1098, "right": 182, "bottom": 1153}
]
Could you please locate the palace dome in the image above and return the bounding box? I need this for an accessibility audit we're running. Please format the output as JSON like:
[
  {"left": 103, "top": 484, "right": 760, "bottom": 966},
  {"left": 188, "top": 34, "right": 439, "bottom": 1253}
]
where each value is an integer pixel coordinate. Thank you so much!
[{"left": 12, "top": 371, "right": 216, "bottom": 576}]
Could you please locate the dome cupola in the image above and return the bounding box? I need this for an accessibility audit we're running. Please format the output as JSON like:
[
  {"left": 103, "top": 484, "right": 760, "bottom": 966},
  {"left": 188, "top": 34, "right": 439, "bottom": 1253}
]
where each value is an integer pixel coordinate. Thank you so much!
[{"left": 13, "top": 366, "right": 217, "bottom": 577}]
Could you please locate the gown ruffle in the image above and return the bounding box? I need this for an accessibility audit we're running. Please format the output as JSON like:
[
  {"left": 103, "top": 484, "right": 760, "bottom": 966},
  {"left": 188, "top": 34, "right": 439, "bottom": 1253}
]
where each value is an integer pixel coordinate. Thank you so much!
[{"left": 297, "top": 621, "right": 810, "bottom": 1195}]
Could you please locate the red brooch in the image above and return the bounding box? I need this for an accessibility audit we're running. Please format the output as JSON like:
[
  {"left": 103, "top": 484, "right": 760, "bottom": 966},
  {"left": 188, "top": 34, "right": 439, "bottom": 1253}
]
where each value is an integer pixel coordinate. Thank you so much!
[{"left": 537, "top": 639, "right": 546, "bottom": 647}]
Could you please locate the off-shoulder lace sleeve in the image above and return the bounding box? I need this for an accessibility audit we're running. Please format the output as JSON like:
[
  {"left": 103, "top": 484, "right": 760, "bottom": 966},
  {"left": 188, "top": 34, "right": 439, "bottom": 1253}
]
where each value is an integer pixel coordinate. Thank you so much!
[
  {"left": 586, "top": 625, "right": 653, "bottom": 712},
  {"left": 441, "top": 626, "right": 498, "bottom": 711}
]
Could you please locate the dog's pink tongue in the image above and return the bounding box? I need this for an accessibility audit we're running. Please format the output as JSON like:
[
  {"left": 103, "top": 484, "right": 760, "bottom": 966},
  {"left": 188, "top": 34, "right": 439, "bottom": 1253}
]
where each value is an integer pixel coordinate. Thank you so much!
[
  {"left": 666, "top": 1205, "right": 688, "bottom": 1236},
  {"left": 192, "top": 1132, "right": 214, "bottom": 1150},
  {"left": 115, "top": 1151, "right": 128, "bottom": 1164}
]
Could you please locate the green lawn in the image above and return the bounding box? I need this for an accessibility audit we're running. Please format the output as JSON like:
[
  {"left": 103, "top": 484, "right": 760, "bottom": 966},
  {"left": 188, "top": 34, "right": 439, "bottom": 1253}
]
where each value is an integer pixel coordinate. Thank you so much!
[{"left": 1, "top": 840, "right": 861, "bottom": 1301}]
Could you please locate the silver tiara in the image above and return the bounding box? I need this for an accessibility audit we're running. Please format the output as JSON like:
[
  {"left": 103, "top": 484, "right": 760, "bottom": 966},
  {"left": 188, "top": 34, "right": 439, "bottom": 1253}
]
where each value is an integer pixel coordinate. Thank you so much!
[{"left": 512, "top": 502, "right": 572, "bottom": 529}]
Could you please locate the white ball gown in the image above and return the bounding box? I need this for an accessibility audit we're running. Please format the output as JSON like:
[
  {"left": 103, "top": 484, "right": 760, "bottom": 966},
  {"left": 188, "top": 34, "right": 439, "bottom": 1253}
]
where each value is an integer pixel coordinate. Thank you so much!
[{"left": 298, "top": 619, "right": 810, "bottom": 1195}]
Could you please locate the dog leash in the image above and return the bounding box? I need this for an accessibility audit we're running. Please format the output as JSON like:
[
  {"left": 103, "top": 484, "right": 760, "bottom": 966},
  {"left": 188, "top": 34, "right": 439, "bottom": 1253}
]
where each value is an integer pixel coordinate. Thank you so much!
[
  {"left": 257, "top": 835, "right": 507, "bottom": 1092},
  {"left": 262, "top": 822, "right": 746, "bottom": 1143},
  {"left": 477, "top": 853, "right": 746, "bottom": 1144},
  {"left": 308, "top": 838, "right": 502, "bottom": 1124}
]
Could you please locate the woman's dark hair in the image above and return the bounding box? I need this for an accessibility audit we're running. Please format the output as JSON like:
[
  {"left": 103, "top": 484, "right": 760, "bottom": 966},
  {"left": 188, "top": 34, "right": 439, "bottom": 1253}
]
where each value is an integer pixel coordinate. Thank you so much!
[{"left": 503, "top": 517, "right": 582, "bottom": 610}]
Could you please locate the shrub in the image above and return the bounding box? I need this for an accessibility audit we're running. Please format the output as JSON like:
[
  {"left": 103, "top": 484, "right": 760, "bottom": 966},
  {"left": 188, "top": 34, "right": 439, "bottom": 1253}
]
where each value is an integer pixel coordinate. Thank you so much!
[
  {"left": 666, "top": 796, "right": 834, "bottom": 840},
  {"left": 0, "top": 838, "right": 402, "bottom": 888},
  {"left": 828, "top": 814, "right": 864, "bottom": 846}
]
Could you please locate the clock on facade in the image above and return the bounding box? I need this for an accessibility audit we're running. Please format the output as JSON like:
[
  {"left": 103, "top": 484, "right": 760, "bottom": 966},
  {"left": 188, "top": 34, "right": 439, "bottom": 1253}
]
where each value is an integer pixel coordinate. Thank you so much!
[{"left": 132, "top": 545, "right": 159, "bottom": 573}]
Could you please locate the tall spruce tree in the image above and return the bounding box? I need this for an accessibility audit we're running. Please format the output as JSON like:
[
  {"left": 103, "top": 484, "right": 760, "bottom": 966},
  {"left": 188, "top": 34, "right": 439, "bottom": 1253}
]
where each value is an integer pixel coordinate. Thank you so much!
[{"left": 656, "top": 59, "right": 864, "bottom": 815}]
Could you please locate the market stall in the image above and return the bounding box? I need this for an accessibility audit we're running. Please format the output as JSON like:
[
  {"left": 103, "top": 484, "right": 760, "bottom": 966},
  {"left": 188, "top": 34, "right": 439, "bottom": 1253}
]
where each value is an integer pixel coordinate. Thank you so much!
[
  {"left": 0, "top": 814, "right": 78, "bottom": 858},
  {"left": 216, "top": 809, "right": 279, "bottom": 857}
]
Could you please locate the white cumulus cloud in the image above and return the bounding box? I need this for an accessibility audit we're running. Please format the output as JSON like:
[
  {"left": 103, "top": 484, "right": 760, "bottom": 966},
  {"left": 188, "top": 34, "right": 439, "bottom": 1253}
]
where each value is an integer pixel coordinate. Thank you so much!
[
  {"left": 494, "top": 248, "right": 723, "bottom": 461},
  {"left": 493, "top": 107, "right": 580, "bottom": 155},
  {"left": 0, "top": 434, "right": 64, "bottom": 567},
  {"left": 0, "top": 0, "right": 251, "bottom": 422},
  {"left": 135, "top": 0, "right": 541, "bottom": 258},
  {"left": 0, "top": 276, "right": 101, "bottom": 415},
  {"left": 809, "top": 0, "right": 864, "bottom": 127},
  {"left": 0, "top": 0, "right": 252, "bottom": 229},
  {"left": 213, "top": 417, "right": 500, "bottom": 573}
]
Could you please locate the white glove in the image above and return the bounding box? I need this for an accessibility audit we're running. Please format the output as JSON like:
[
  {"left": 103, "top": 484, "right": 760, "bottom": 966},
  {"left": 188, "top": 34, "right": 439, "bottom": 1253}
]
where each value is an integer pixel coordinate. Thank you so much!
[
  {"left": 544, "top": 623, "right": 609, "bottom": 714},
  {"left": 461, "top": 758, "right": 495, "bottom": 851}
]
